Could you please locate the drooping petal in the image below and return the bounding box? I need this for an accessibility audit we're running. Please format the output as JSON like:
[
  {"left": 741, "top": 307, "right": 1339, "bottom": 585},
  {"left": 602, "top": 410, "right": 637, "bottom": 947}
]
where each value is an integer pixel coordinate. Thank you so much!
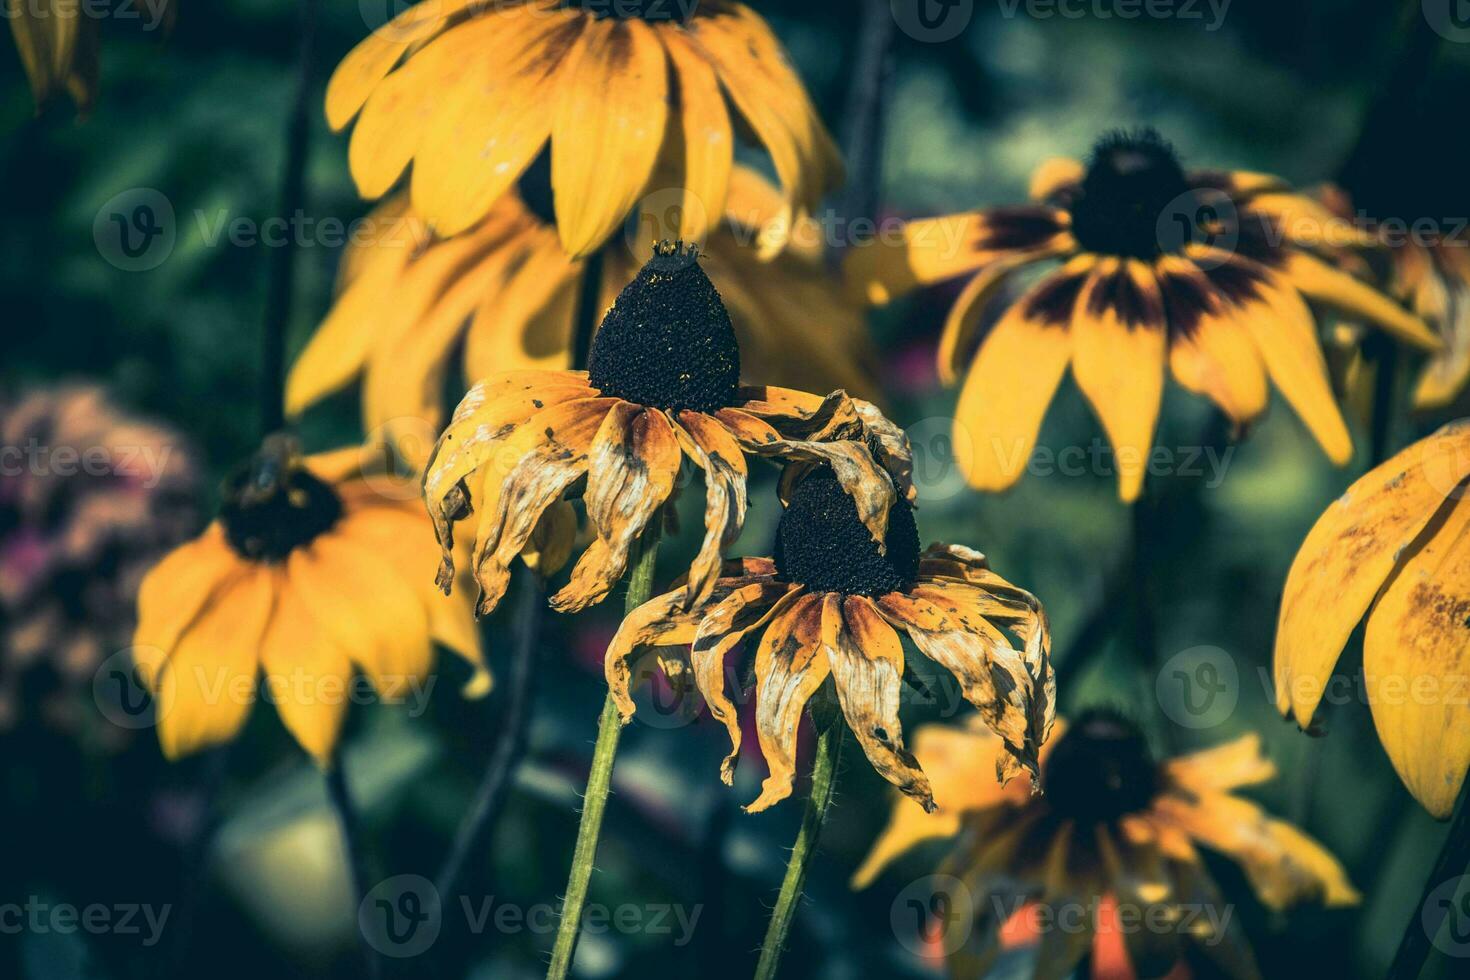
[
  {"left": 552, "top": 405, "right": 681, "bottom": 612},
  {"left": 748, "top": 593, "right": 831, "bottom": 813},
  {"left": 1159, "top": 254, "right": 1269, "bottom": 424},
  {"left": 1362, "top": 494, "right": 1470, "bottom": 818},
  {"left": 937, "top": 249, "right": 1061, "bottom": 386},
  {"left": 954, "top": 257, "right": 1090, "bottom": 493},
  {"left": 1193, "top": 247, "right": 1352, "bottom": 464},
  {"left": 1155, "top": 792, "right": 1359, "bottom": 909},
  {"left": 258, "top": 573, "right": 353, "bottom": 768},
  {"left": 1282, "top": 250, "right": 1440, "bottom": 351},
  {"left": 410, "top": 10, "right": 585, "bottom": 236},
  {"left": 672, "top": 410, "right": 750, "bottom": 609},
  {"left": 549, "top": 17, "right": 668, "bottom": 256},
  {"left": 1070, "top": 258, "right": 1168, "bottom": 503},
  {"left": 290, "top": 536, "right": 431, "bottom": 699},
  {"left": 690, "top": 582, "right": 802, "bottom": 782},
  {"left": 662, "top": 31, "right": 733, "bottom": 242},
  {"left": 1275, "top": 420, "right": 1470, "bottom": 726},
  {"left": 876, "top": 592, "right": 1041, "bottom": 786},
  {"left": 827, "top": 596, "right": 934, "bottom": 811},
  {"left": 133, "top": 527, "right": 244, "bottom": 687},
  {"left": 155, "top": 568, "right": 273, "bottom": 761}
]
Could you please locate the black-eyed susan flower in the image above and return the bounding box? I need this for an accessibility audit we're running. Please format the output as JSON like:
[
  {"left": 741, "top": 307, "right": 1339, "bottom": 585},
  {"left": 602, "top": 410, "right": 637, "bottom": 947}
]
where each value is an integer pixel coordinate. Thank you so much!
[
  {"left": 603, "top": 467, "right": 1054, "bottom": 812},
  {"left": 325, "top": 0, "right": 842, "bottom": 256},
  {"left": 855, "top": 711, "right": 1357, "bottom": 979},
  {"left": 1318, "top": 184, "right": 1470, "bottom": 410},
  {"left": 424, "top": 241, "right": 907, "bottom": 620},
  {"left": 285, "top": 167, "right": 877, "bottom": 469},
  {"left": 133, "top": 438, "right": 487, "bottom": 766},
  {"left": 1276, "top": 420, "right": 1470, "bottom": 819},
  {"left": 847, "top": 128, "right": 1439, "bottom": 502}
]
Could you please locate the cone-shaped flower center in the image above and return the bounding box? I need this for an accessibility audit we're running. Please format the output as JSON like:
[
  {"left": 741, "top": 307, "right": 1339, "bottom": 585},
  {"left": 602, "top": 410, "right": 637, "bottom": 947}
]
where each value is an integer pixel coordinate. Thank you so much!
[
  {"left": 1043, "top": 709, "right": 1159, "bottom": 824},
  {"left": 588, "top": 241, "right": 741, "bottom": 413},
  {"left": 774, "top": 469, "right": 920, "bottom": 597},
  {"left": 219, "top": 442, "right": 342, "bottom": 562},
  {"left": 571, "top": 0, "right": 695, "bottom": 23},
  {"left": 1069, "top": 129, "right": 1193, "bottom": 260}
]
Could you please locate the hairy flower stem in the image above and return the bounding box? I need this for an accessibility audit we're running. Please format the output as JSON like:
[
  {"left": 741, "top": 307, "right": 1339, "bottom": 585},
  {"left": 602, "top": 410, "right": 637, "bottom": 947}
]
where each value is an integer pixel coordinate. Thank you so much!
[
  {"left": 754, "top": 702, "right": 844, "bottom": 980},
  {"left": 545, "top": 527, "right": 661, "bottom": 980},
  {"left": 434, "top": 569, "right": 545, "bottom": 899},
  {"left": 1386, "top": 781, "right": 1470, "bottom": 980},
  {"left": 324, "top": 756, "right": 382, "bottom": 980}
]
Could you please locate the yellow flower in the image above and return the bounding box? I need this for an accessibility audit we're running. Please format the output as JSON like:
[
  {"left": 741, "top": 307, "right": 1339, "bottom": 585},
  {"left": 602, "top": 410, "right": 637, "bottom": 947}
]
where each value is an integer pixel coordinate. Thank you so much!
[
  {"left": 604, "top": 468, "right": 1054, "bottom": 813},
  {"left": 1319, "top": 184, "right": 1470, "bottom": 411},
  {"left": 325, "top": 0, "right": 842, "bottom": 256},
  {"left": 855, "top": 711, "right": 1358, "bottom": 979},
  {"left": 1276, "top": 420, "right": 1470, "bottom": 818},
  {"left": 133, "top": 438, "right": 487, "bottom": 766},
  {"left": 284, "top": 167, "right": 877, "bottom": 469},
  {"left": 848, "top": 128, "right": 1439, "bottom": 502},
  {"left": 425, "top": 241, "right": 907, "bottom": 620}
]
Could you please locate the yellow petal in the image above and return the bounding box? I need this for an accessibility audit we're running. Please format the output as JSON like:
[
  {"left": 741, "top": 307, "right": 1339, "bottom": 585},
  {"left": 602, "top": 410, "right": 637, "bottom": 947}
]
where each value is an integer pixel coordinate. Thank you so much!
[
  {"left": 1363, "top": 494, "right": 1470, "bottom": 818},
  {"left": 747, "top": 593, "right": 829, "bottom": 812},
  {"left": 156, "top": 568, "right": 273, "bottom": 761},
  {"left": 408, "top": 8, "right": 582, "bottom": 230},
  {"left": 1283, "top": 250, "right": 1439, "bottom": 352},
  {"left": 133, "top": 528, "right": 243, "bottom": 687},
  {"left": 1275, "top": 420, "right": 1470, "bottom": 726},
  {"left": 550, "top": 18, "right": 668, "bottom": 256},
  {"left": 953, "top": 258, "right": 1087, "bottom": 493},
  {"left": 259, "top": 574, "right": 353, "bottom": 767},
  {"left": 662, "top": 32, "right": 733, "bottom": 243},
  {"left": 1159, "top": 255, "right": 1268, "bottom": 424},
  {"left": 1029, "top": 157, "right": 1084, "bottom": 202},
  {"left": 937, "top": 250, "right": 1057, "bottom": 387},
  {"left": 1069, "top": 258, "right": 1167, "bottom": 503}
]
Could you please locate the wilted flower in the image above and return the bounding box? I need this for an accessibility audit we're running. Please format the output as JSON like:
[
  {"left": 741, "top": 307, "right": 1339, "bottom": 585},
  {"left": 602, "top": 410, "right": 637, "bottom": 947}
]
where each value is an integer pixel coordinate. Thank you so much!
[
  {"left": 605, "top": 468, "right": 1054, "bottom": 812},
  {"left": 424, "top": 241, "right": 908, "bottom": 618}
]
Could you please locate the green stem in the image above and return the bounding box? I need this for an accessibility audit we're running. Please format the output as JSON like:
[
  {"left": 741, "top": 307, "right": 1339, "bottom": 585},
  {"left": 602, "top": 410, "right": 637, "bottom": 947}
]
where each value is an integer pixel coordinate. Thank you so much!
[
  {"left": 1385, "top": 780, "right": 1470, "bottom": 980},
  {"left": 753, "top": 707, "right": 844, "bottom": 980},
  {"left": 324, "top": 755, "right": 381, "bottom": 980},
  {"left": 545, "top": 528, "right": 661, "bottom": 980}
]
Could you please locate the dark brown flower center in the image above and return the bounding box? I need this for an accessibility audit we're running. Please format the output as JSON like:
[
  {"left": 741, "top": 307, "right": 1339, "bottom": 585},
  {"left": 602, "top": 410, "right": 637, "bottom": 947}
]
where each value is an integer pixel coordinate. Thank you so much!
[
  {"left": 774, "top": 469, "right": 919, "bottom": 597},
  {"left": 1043, "top": 709, "right": 1159, "bottom": 824},
  {"left": 587, "top": 241, "right": 741, "bottom": 413},
  {"left": 218, "top": 441, "right": 341, "bottom": 562},
  {"left": 1068, "top": 129, "right": 1194, "bottom": 260}
]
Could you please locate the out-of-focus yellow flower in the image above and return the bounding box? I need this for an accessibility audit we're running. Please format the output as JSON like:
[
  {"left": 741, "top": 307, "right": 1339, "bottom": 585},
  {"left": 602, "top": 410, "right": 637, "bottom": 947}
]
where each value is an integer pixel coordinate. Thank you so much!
[
  {"left": 424, "top": 242, "right": 905, "bottom": 620},
  {"left": 847, "top": 128, "right": 1438, "bottom": 502},
  {"left": 1276, "top": 420, "right": 1470, "bottom": 818},
  {"left": 605, "top": 468, "right": 1054, "bottom": 813},
  {"left": 133, "top": 438, "right": 487, "bottom": 767},
  {"left": 325, "top": 0, "right": 842, "bottom": 256},
  {"left": 1319, "top": 185, "right": 1470, "bottom": 411},
  {"left": 285, "top": 169, "right": 877, "bottom": 469},
  {"left": 856, "top": 711, "right": 1357, "bottom": 980},
  {"left": 7, "top": 0, "right": 175, "bottom": 114}
]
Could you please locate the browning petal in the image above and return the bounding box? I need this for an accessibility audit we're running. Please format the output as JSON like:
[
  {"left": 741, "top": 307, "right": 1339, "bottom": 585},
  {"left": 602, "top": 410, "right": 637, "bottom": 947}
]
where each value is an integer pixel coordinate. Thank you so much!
[{"left": 747, "top": 592, "right": 830, "bottom": 812}]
